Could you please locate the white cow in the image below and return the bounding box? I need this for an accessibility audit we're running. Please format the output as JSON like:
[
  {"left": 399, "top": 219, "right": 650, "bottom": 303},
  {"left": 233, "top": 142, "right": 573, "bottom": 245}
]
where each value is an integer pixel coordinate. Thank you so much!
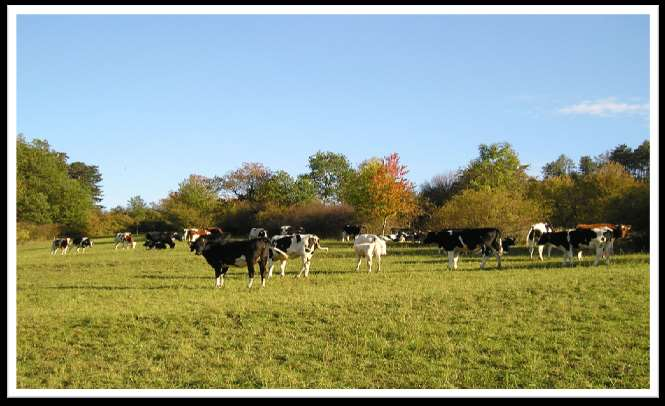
[
  {"left": 268, "top": 234, "right": 328, "bottom": 278},
  {"left": 526, "top": 223, "right": 554, "bottom": 260},
  {"left": 353, "top": 234, "right": 387, "bottom": 273},
  {"left": 249, "top": 227, "right": 268, "bottom": 239}
]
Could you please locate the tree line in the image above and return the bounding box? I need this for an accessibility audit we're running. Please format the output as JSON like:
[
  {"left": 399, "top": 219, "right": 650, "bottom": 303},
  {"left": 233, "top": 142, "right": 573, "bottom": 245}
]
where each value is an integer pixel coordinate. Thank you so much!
[{"left": 16, "top": 134, "right": 649, "bottom": 242}]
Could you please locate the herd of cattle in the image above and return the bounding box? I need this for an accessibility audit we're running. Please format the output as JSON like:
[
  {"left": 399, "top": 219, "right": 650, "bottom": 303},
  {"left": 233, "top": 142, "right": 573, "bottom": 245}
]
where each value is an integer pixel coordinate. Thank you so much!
[{"left": 48, "top": 221, "right": 639, "bottom": 289}]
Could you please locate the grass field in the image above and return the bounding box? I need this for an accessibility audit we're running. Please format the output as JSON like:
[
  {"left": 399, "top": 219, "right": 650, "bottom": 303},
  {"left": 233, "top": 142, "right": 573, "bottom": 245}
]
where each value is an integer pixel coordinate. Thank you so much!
[{"left": 15, "top": 237, "right": 650, "bottom": 389}]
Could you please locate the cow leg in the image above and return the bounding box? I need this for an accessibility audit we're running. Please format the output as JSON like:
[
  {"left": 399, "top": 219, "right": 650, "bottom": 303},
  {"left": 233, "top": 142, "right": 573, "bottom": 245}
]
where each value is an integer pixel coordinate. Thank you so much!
[
  {"left": 367, "top": 256, "right": 372, "bottom": 273},
  {"left": 593, "top": 246, "right": 604, "bottom": 266},
  {"left": 496, "top": 250, "right": 501, "bottom": 269},
  {"left": 247, "top": 262, "right": 256, "bottom": 288},
  {"left": 577, "top": 250, "right": 583, "bottom": 261},
  {"left": 528, "top": 243, "right": 534, "bottom": 259},
  {"left": 304, "top": 256, "right": 312, "bottom": 277},
  {"left": 547, "top": 245, "right": 553, "bottom": 257},
  {"left": 447, "top": 251, "right": 454, "bottom": 270},
  {"left": 537, "top": 245, "right": 545, "bottom": 261},
  {"left": 259, "top": 261, "right": 267, "bottom": 288},
  {"left": 480, "top": 248, "right": 487, "bottom": 269},
  {"left": 355, "top": 255, "right": 362, "bottom": 272},
  {"left": 453, "top": 253, "right": 460, "bottom": 270},
  {"left": 376, "top": 254, "right": 382, "bottom": 272},
  {"left": 214, "top": 268, "right": 223, "bottom": 288}
]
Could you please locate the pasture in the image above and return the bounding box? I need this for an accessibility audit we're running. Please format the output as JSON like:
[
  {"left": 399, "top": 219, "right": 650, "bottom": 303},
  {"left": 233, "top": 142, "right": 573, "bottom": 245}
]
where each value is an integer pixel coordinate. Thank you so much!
[{"left": 16, "top": 237, "right": 650, "bottom": 389}]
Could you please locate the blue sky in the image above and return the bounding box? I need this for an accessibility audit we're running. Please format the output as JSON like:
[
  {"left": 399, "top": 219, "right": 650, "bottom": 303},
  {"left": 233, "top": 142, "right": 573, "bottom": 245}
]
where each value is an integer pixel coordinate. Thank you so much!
[{"left": 16, "top": 14, "right": 650, "bottom": 209}]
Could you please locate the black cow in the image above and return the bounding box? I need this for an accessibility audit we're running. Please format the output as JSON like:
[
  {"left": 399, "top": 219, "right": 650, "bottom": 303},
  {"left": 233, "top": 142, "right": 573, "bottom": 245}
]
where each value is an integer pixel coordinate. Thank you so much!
[
  {"left": 145, "top": 231, "right": 176, "bottom": 249},
  {"left": 537, "top": 229, "right": 609, "bottom": 266},
  {"left": 72, "top": 237, "right": 93, "bottom": 253},
  {"left": 422, "top": 228, "right": 504, "bottom": 269},
  {"left": 501, "top": 236, "right": 516, "bottom": 254},
  {"left": 342, "top": 224, "right": 362, "bottom": 241},
  {"left": 190, "top": 236, "right": 273, "bottom": 289}
]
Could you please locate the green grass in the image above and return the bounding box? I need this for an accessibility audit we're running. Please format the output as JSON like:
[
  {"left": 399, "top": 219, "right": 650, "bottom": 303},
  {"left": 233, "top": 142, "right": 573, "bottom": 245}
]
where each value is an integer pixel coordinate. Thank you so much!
[{"left": 15, "top": 238, "right": 650, "bottom": 389}]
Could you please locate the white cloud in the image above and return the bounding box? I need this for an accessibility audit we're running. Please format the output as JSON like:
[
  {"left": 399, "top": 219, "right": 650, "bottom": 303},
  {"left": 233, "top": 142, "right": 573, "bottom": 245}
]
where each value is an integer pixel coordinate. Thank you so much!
[{"left": 559, "top": 97, "right": 649, "bottom": 116}]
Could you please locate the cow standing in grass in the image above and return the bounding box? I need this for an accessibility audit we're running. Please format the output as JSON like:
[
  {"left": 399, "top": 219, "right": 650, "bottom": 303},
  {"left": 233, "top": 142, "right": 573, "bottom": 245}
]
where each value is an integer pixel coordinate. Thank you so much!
[
  {"left": 353, "top": 234, "right": 387, "bottom": 273},
  {"left": 190, "top": 236, "right": 273, "bottom": 289},
  {"left": 526, "top": 223, "right": 554, "bottom": 260},
  {"left": 72, "top": 237, "right": 93, "bottom": 253},
  {"left": 268, "top": 234, "right": 329, "bottom": 277},
  {"left": 50, "top": 238, "right": 72, "bottom": 255},
  {"left": 537, "top": 228, "right": 609, "bottom": 266},
  {"left": 423, "top": 228, "right": 504, "bottom": 270}
]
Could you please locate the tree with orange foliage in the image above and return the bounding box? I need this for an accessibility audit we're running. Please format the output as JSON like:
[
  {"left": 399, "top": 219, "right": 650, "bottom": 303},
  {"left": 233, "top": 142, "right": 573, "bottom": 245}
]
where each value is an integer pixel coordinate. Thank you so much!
[{"left": 342, "top": 153, "right": 417, "bottom": 235}]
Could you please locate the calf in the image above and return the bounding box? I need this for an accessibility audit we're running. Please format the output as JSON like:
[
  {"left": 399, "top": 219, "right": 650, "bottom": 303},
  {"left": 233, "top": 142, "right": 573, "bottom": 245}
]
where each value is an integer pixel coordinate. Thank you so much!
[
  {"left": 50, "top": 237, "right": 72, "bottom": 255},
  {"left": 423, "top": 228, "right": 504, "bottom": 270},
  {"left": 526, "top": 223, "right": 554, "bottom": 260},
  {"left": 190, "top": 235, "right": 273, "bottom": 289},
  {"left": 353, "top": 234, "right": 387, "bottom": 272},
  {"left": 342, "top": 224, "right": 362, "bottom": 242},
  {"left": 145, "top": 231, "right": 176, "bottom": 249},
  {"left": 501, "top": 236, "right": 516, "bottom": 254},
  {"left": 114, "top": 232, "right": 136, "bottom": 250},
  {"left": 537, "top": 229, "right": 608, "bottom": 266},
  {"left": 269, "top": 234, "right": 329, "bottom": 277},
  {"left": 249, "top": 227, "right": 268, "bottom": 239},
  {"left": 72, "top": 237, "right": 93, "bottom": 253}
]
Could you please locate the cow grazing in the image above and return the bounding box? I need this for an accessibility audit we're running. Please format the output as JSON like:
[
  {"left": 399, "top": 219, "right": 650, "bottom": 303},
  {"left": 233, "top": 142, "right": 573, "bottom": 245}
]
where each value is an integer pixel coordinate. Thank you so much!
[
  {"left": 50, "top": 238, "right": 72, "bottom": 255},
  {"left": 526, "top": 223, "right": 554, "bottom": 259},
  {"left": 249, "top": 228, "right": 268, "bottom": 239},
  {"left": 114, "top": 232, "right": 136, "bottom": 250},
  {"left": 190, "top": 235, "right": 273, "bottom": 289},
  {"left": 576, "top": 223, "right": 631, "bottom": 260},
  {"left": 537, "top": 229, "right": 609, "bottom": 266},
  {"left": 145, "top": 231, "right": 176, "bottom": 249},
  {"left": 269, "top": 234, "right": 329, "bottom": 277},
  {"left": 422, "top": 228, "right": 504, "bottom": 270},
  {"left": 353, "top": 234, "right": 387, "bottom": 272},
  {"left": 72, "top": 237, "right": 93, "bottom": 253},
  {"left": 342, "top": 224, "right": 362, "bottom": 241}
]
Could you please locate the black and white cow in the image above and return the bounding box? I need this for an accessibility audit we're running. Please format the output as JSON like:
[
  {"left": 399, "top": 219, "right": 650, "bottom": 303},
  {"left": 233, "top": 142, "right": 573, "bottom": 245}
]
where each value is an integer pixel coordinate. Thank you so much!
[
  {"left": 249, "top": 227, "right": 268, "bottom": 239},
  {"left": 501, "top": 236, "right": 517, "bottom": 254},
  {"left": 190, "top": 235, "right": 273, "bottom": 289},
  {"left": 144, "top": 231, "right": 176, "bottom": 249},
  {"left": 422, "top": 228, "right": 504, "bottom": 270},
  {"left": 50, "top": 237, "right": 72, "bottom": 255},
  {"left": 576, "top": 223, "right": 632, "bottom": 261},
  {"left": 269, "top": 234, "right": 329, "bottom": 277},
  {"left": 526, "top": 223, "right": 554, "bottom": 260},
  {"left": 342, "top": 224, "right": 362, "bottom": 242},
  {"left": 536, "top": 228, "right": 609, "bottom": 266},
  {"left": 72, "top": 237, "right": 93, "bottom": 253}
]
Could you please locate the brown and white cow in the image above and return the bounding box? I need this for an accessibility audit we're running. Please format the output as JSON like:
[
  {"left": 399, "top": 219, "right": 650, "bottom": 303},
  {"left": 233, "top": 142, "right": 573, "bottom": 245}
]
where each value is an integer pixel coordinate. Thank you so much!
[
  {"left": 114, "top": 232, "right": 136, "bottom": 249},
  {"left": 184, "top": 227, "right": 223, "bottom": 243}
]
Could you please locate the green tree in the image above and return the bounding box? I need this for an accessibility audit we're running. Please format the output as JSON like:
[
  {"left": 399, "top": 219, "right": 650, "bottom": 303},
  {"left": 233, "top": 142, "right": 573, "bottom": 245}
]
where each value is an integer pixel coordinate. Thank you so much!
[
  {"left": 458, "top": 143, "right": 530, "bottom": 192},
  {"left": 542, "top": 154, "right": 576, "bottom": 179},
  {"left": 16, "top": 135, "right": 94, "bottom": 232},
  {"left": 160, "top": 175, "right": 222, "bottom": 228},
  {"left": 307, "top": 151, "right": 354, "bottom": 203},
  {"left": 68, "top": 161, "right": 103, "bottom": 207},
  {"left": 578, "top": 155, "right": 598, "bottom": 176},
  {"left": 255, "top": 171, "right": 317, "bottom": 207},
  {"left": 430, "top": 187, "right": 544, "bottom": 240}
]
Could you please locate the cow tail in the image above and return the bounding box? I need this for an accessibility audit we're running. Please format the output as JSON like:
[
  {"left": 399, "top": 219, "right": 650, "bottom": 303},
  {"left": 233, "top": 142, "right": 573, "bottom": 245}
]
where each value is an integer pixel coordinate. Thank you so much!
[{"left": 526, "top": 227, "right": 534, "bottom": 246}]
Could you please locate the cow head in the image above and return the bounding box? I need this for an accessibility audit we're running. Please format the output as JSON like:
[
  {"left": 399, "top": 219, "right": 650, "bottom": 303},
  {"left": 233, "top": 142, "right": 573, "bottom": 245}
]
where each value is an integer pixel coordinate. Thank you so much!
[
  {"left": 501, "top": 237, "right": 516, "bottom": 253},
  {"left": 190, "top": 236, "right": 207, "bottom": 255}
]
